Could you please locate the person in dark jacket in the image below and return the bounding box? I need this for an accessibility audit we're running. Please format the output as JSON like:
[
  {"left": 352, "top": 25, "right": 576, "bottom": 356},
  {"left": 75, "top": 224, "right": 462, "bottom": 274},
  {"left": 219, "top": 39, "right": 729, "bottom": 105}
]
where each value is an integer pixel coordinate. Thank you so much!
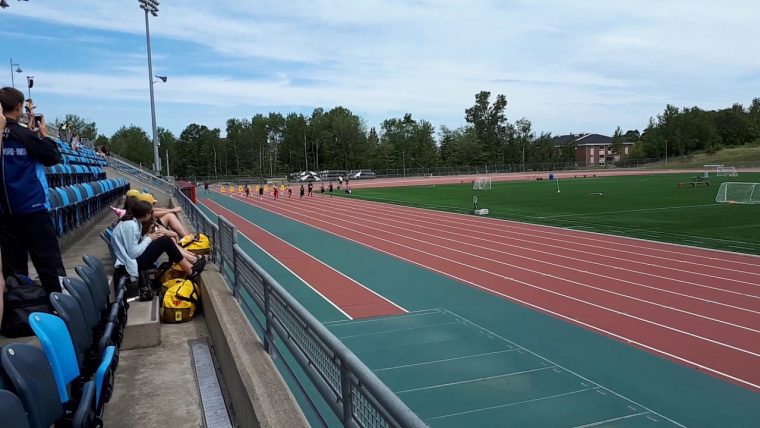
[{"left": 0, "top": 87, "right": 65, "bottom": 293}]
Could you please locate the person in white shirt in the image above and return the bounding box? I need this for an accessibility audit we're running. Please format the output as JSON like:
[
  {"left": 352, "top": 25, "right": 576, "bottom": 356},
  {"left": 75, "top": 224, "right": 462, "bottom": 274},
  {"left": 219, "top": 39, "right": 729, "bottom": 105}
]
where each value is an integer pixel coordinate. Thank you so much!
[{"left": 111, "top": 201, "right": 197, "bottom": 283}]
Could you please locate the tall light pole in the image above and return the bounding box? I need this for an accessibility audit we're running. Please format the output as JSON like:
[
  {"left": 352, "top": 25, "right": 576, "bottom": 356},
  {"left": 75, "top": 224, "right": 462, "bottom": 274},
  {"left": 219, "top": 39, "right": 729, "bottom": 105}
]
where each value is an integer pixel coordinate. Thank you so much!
[
  {"left": 138, "top": 0, "right": 161, "bottom": 175},
  {"left": 9, "top": 58, "right": 21, "bottom": 88},
  {"left": 211, "top": 143, "right": 218, "bottom": 179}
]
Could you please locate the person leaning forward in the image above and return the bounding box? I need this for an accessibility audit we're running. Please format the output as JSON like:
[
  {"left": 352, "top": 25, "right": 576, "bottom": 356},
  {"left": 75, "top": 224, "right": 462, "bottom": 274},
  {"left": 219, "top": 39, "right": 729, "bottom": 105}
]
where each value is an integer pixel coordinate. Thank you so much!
[{"left": 0, "top": 87, "right": 65, "bottom": 293}]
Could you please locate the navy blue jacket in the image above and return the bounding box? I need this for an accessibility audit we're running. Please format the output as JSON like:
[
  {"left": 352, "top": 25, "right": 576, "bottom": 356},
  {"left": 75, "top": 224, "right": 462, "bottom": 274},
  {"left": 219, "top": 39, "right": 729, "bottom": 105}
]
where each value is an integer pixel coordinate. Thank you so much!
[{"left": 0, "top": 119, "right": 61, "bottom": 215}]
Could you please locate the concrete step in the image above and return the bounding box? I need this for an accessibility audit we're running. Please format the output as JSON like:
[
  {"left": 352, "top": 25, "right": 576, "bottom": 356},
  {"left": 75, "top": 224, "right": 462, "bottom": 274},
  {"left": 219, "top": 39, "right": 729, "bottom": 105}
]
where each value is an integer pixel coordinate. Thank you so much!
[{"left": 122, "top": 296, "right": 161, "bottom": 350}]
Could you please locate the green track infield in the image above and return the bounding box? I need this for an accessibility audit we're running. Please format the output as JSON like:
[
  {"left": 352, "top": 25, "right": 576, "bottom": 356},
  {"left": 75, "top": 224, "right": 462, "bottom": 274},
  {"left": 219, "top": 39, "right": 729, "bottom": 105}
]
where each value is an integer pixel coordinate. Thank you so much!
[{"left": 347, "top": 173, "right": 760, "bottom": 254}]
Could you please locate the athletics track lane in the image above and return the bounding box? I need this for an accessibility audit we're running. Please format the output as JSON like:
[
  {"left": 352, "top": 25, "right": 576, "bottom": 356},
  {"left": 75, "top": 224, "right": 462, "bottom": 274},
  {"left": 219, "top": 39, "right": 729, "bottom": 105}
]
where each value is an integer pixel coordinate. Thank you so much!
[
  {"left": 214, "top": 190, "right": 760, "bottom": 393},
  {"left": 203, "top": 198, "right": 406, "bottom": 319}
]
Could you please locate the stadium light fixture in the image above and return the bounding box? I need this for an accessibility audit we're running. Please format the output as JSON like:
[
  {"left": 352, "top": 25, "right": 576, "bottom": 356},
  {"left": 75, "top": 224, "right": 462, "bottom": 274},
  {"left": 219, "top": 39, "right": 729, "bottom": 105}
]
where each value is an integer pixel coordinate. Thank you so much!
[
  {"left": 138, "top": 0, "right": 162, "bottom": 174},
  {"left": 1, "top": 1, "right": 10, "bottom": 10},
  {"left": 9, "top": 58, "right": 22, "bottom": 88},
  {"left": 154, "top": 75, "right": 167, "bottom": 83}
]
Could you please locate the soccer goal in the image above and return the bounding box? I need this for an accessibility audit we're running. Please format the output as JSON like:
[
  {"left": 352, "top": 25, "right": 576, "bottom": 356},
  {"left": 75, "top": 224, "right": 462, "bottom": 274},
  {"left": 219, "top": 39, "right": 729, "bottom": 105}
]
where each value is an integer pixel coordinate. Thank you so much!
[
  {"left": 715, "top": 182, "right": 760, "bottom": 204},
  {"left": 717, "top": 166, "right": 738, "bottom": 177},
  {"left": 473, "top": 177, "right": 492, "bottom": 190}
]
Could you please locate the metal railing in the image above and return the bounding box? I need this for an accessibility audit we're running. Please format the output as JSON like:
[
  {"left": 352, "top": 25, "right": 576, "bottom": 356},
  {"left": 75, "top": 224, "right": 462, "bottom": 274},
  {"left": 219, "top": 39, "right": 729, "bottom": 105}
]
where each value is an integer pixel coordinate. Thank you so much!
[
  {"left": 172, "top": 187, "right": 427, "bottom": 428},
  {"left": 107, "top": 153, "right": 175, "bottom": 194}
]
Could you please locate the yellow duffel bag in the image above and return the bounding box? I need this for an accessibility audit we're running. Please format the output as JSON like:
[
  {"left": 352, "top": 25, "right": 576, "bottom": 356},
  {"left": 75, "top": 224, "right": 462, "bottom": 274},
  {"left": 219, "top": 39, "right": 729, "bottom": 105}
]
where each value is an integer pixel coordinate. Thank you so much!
[
  {"left": 158, "top": 263, "right": 187, "bottom": 284},
  {"left": 179, "top": 233, "right": 212, "bottom": 255},
  {"left": 162, "top": 279, "right": 200, "bottom": 323}
]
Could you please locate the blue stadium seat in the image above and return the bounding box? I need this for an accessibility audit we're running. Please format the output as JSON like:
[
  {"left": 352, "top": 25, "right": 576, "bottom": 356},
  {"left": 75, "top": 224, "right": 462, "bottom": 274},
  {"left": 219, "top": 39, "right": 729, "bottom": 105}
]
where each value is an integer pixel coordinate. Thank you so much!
[
  {"left": 50, "top": 293, "right": 116, "bottom": 407},
  {"left": 1, "top": 344, "right": 98, "bottom": 428},
  {"left": 28, "top": 313, "right": 82, "bottom": 403},
  {"left": 1, "top": 344, "right": 64, "bottom": 428},
  {"left": 0, "top": 390, "right": 31, "bottom": 428}
]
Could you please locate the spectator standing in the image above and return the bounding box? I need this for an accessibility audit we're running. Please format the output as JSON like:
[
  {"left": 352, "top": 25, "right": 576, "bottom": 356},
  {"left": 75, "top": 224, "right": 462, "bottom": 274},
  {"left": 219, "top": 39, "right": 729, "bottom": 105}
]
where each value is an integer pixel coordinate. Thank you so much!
[{"left": 0, "top": 87, "right": 65, "bottom": 293}]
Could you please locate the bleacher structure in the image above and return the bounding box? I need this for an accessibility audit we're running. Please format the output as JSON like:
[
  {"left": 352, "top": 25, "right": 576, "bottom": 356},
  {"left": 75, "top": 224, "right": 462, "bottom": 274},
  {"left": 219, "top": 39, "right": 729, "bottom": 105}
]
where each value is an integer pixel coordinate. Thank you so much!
[
  {"left": 46, "top": 140, "right": 129, "bottom": 236},
  {"left": 0, "top": 138, "right": 130, "bottom": 427}
]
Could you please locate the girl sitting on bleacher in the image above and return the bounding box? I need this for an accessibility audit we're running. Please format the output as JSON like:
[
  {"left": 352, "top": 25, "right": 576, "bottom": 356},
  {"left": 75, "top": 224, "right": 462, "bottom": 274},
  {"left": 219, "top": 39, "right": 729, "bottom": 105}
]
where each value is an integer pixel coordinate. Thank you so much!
[{"left": 111, "top": 201, "right": 204, "bottom": 298}]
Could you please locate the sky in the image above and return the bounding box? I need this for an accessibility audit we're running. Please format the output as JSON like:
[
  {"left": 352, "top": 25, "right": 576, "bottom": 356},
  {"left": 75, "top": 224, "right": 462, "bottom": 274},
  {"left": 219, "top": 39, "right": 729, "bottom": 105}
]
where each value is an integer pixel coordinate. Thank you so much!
[{"left": 2, "top": 0, "right": 759, "bottom": 139}]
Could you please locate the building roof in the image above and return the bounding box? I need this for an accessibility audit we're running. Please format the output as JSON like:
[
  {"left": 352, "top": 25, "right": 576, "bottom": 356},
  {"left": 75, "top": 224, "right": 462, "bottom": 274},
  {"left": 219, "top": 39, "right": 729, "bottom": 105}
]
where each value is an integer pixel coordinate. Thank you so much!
[{"left": 552, "top": 133, "right": 634, "bottom": 147}]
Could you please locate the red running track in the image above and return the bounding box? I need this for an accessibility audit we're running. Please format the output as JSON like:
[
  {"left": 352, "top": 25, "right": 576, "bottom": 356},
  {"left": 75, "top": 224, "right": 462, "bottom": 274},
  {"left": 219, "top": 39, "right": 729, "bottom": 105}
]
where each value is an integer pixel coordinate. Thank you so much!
[
  {"left": 203, "top": 199, "right": 406, "bottom": 319},
  {"left": 344, "top": 168, "right": 760, "bottom": 189},
  {"left": 214, "top": 191, "right": 760, "bottom": 392}
]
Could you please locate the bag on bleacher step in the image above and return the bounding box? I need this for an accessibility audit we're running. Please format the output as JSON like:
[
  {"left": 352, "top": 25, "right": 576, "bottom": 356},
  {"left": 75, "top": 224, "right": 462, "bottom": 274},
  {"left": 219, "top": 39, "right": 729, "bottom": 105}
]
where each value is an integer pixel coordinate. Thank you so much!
[
  {"left": 156, "top": 261, "right": 187, "bottom": 285},
  {"left": 1, "top": 275, "right": 53, "bottom": 337},
  {"left": 162, "top": 279, "right": 200, "bottom": 323},
  {"left": 179, "top": 233, "right": 211, "bottom": 255}
]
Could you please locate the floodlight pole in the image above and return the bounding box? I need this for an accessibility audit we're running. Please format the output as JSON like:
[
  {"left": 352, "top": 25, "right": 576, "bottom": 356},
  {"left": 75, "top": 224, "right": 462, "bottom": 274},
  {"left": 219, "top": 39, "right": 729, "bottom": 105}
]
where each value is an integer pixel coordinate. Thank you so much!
[
  {"left": 140, "top": 0, "right": 161, "bottom": 175},
  {"left": 9, "top": 58, "right": 21, "bottom": 88}
]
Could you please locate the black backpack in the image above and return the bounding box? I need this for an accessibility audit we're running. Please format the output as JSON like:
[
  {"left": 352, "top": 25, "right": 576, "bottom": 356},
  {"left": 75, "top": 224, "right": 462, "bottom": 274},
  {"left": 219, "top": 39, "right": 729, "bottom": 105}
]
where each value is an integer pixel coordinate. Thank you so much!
[{"left": 1, "top": 274, "right": 52, "bottom": 338}]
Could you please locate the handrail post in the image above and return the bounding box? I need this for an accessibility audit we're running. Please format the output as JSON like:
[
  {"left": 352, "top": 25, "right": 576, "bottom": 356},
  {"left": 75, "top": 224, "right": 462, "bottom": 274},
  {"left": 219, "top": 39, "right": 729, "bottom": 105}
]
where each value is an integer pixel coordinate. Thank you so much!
[
  {"left": 340, "top": 360, "right": 353, "bottom": 426},
  {"left": 231, "top": 238, "right": 238, "bottom": 299},
  {"left": 263, "top": 282, "right": 273, "bottom": 354}
]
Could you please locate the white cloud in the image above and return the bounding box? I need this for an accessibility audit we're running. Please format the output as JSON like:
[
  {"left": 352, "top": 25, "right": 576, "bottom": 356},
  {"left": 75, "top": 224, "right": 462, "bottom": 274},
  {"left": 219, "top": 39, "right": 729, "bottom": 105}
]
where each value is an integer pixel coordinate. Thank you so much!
[{"left": 5, "top": 0, "right": 759, "bottom": 136}]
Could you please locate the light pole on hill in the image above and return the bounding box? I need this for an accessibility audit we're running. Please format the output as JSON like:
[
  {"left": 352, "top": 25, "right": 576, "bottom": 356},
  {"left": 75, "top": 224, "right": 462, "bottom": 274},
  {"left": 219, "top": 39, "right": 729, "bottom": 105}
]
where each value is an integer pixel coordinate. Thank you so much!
[{"left": 138, "top": 0, "right": 161, "bottom": 175}]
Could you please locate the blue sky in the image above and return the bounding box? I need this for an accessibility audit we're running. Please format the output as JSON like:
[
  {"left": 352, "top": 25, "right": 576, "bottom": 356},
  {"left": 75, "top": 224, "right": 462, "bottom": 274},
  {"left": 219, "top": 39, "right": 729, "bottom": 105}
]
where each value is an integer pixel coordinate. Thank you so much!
[{"left": 2, "top": 0, "right": 759, "bottom": 138}]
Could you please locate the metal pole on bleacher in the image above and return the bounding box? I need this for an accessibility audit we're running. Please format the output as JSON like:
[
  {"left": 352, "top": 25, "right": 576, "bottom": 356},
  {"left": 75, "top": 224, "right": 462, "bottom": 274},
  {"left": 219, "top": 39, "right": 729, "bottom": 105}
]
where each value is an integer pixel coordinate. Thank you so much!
[{"left": 138, "top": 0, "right": 161, "bottom": 175}]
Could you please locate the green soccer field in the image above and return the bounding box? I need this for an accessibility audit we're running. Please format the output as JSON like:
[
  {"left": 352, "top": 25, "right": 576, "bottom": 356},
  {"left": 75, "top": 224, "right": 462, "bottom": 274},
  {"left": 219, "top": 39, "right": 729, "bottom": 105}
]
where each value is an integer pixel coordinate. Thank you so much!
[{"left": 348, "top": 173, "right": 760, "bottom": 254}]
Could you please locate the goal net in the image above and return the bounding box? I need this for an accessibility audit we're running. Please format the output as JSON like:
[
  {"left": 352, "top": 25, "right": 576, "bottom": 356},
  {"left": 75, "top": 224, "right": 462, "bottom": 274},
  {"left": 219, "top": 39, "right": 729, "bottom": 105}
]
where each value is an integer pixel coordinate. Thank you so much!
[
  {"left": 473, "top": 177, "right": 492, "bottom": 190},
  {"left": 715, "top": 182, "right": 760, "bottom": 204},
  {"left": 717, "top": 166, "right": 738, "bottom": 177}
]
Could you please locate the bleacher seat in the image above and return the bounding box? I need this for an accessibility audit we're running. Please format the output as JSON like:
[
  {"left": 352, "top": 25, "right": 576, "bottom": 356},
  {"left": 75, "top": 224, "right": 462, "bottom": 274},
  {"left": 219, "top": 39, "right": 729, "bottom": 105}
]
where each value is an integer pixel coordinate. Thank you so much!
[
  {"left": 1, "top": 343, "right": 98, "bottom": 428},
  {"left": 0, "top": 390, "right": 32, "bottom": 428},
  {"left": 28, "top": 312, "right": 115, "bottom": 420}
]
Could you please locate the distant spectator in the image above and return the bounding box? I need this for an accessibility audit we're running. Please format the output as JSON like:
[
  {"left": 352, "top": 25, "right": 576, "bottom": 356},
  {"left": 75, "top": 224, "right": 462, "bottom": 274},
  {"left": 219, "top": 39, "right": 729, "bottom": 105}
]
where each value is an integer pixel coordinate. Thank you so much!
[
  {"left": 71, "top": 135, "right": 82, "bottom": 151},
  {"left": 0, "top": 87, "right": 65, "bottom": 294}
]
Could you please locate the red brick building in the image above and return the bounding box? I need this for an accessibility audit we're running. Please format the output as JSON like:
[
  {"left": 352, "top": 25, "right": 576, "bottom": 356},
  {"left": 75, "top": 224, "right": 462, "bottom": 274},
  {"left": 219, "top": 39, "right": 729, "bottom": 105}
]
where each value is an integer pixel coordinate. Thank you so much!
[{"left": 552, "top": 133, "right": 636, "bottom": 166}]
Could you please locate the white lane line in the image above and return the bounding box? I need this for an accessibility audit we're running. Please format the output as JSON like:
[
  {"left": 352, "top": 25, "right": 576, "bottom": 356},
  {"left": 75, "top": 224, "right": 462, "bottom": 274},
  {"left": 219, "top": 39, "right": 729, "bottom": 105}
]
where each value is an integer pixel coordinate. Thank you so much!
[
  {"left": 428, "top": 387, "right": 600, "bottom": 421},
  {"left": 331, "top": 192, "right": 760, "bottom": 269},
  {"left": 394, "top": 366, "right": 556, "bottom": 394},
  {"left": 573, "top": 411, "right": 652, "bottom": 427},
  {"left": 442, "top": 310, "right": 685, "bottom": 428},
  {"left": 322, "top": 309, "right": 441, "bottom": 326},
  {"left": 207, "top": 197, "right": 408, "bottom": 313},
  {"left": 293, "top": 197, "right": 760, "bottom": 321},
  {"left": 259, "top": 197, "right": 760, "bottom": 338},
  {"left": 336, "top": 321, "right": 461, "bottom": 340},
  {"left": 315, "top": 195, "right": 760, "bottom": 281},
  {"left": 224, "top": 193, "right": 760, "bottom": 393},
  {"left": 375, "top": 349, "right": 518, "bottom": 372},
  {"left": 201, "top": 200, "right": 353, "bottom": 320}
]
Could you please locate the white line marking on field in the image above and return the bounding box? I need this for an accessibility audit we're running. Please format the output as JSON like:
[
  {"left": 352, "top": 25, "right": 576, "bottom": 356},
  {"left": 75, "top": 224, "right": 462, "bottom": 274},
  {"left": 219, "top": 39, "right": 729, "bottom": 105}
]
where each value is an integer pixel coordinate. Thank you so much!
[
  {"left": 394, "top": 366, "right": 555, "bottom": 394},
  {"left": 219, "top": 191, "right": 760, "bottom": 395},
  {"left": 336, "top": 321, "right": 460, "bottom": 340},
  {"left": 572, "top": 412, "right": 652, "bottom": 428},
  {"left": 375, "top": 348, "right": 518, "bottom": 372},
  {"left": 428, "top": 387, "right": 599, "bottom": 420},
  {"left": 205, "top": 198, "right": 408, "bottom": 314},
  {"left": 322, "top": 309, "right": 440, "bottom": 326},
  {"left": 201, "top": 200, "right": 354, "bottom": 320}
]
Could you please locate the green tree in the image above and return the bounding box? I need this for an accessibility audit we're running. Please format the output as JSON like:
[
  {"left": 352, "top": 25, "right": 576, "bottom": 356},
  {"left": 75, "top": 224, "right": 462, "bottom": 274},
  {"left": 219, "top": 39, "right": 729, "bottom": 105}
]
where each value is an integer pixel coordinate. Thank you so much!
[
  {"left": 109, "top": 125, "right": 152, "bottom": 167},
  {"left": 53, "top": 114, "right": 98, "bottom": 141},
  {"left": 465, "top": 91, "right": 508, "bottom": 163}
]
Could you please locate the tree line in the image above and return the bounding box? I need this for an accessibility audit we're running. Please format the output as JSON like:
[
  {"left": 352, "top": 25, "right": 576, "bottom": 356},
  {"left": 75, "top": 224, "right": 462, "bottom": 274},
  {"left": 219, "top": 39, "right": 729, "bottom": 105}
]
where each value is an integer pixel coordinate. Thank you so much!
[{"left": 68, "top": 92, "right": 760, "bottom": 178}]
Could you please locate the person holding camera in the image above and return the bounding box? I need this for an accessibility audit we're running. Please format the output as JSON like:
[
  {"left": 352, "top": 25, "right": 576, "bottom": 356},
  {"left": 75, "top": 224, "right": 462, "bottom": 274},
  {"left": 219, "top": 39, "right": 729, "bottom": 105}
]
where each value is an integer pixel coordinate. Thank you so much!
[{"left": 0, "top": 87, "right": 65, "bottom": 294}]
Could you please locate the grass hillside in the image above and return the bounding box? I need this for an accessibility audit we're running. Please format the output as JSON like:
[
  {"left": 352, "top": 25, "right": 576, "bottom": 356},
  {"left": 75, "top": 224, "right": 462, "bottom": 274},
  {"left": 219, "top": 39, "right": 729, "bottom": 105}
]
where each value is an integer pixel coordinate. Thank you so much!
[{"left": 661, "top": 145, "right": 760, "bottom": 168}]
